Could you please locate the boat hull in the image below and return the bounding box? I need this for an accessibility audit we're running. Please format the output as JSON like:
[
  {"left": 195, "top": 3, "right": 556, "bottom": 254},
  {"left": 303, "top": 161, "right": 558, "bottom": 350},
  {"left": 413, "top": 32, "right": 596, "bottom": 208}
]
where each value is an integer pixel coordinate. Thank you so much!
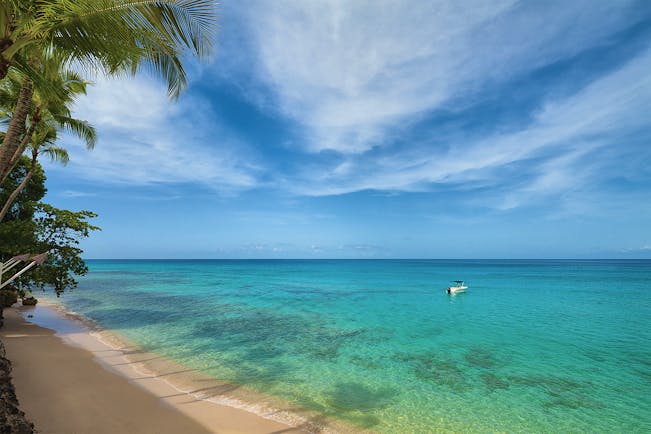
[{"left": 446, "top": 286, "right": 468, "bottom": 294}]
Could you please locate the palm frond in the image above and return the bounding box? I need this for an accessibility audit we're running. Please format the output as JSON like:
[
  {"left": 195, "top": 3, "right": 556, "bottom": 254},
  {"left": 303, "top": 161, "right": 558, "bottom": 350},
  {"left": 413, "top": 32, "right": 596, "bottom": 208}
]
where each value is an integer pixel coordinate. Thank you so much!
[
  {"left": 11, "top": 55, "right": 71, "bottom": 104},
  {"left": 32, "top": 0, "right": 217, "bottom": 98},
  {"left": 54, "top": 115, "right": 96, "bottom": 149},
  {"left": 40, "top": 145, "right": 69, "bottom": 165}
]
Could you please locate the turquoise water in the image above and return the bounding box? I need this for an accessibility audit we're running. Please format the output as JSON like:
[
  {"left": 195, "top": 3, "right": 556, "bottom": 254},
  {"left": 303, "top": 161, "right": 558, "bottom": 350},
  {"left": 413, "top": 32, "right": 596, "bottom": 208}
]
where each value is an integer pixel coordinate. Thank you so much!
[{"left": 52, "top": 260, "right": 650, "bottom": 432}]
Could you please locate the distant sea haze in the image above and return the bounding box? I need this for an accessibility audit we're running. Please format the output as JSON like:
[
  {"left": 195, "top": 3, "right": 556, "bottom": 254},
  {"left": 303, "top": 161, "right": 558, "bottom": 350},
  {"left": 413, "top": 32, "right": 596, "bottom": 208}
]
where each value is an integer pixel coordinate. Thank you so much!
[{"left": 51, "top": 259, "right": 651, "bottom": 432}]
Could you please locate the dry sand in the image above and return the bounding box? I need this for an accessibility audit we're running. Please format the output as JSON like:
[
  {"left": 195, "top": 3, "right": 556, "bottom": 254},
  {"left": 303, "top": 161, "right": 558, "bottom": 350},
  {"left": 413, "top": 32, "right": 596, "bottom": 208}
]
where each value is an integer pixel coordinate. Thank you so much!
[{"left": 0, "top": 306, "right": 303, "bottom": 434}]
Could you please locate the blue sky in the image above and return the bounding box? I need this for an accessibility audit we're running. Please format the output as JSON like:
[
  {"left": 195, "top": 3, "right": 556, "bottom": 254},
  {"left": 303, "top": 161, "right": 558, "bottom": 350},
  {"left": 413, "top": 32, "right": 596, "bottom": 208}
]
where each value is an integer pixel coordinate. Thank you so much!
[{"left": 44, "top": 0, "right": 651, "bottom": 259}]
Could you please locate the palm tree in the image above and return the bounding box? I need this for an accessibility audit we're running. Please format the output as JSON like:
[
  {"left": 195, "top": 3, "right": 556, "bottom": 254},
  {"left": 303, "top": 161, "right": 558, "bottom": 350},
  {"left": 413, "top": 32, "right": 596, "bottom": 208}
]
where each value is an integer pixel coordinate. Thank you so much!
[
  {"left": 0, "top": 130, "right": 72, "bottom": 222},
  {"left": 0, "top": 0, "right": 216, "bottom": 183},
  {"left": 0, "top": 65, "right": 94, "bottom": 181},
  {"left": 0, "top": 68, "right": 96, "bottom": 221}
]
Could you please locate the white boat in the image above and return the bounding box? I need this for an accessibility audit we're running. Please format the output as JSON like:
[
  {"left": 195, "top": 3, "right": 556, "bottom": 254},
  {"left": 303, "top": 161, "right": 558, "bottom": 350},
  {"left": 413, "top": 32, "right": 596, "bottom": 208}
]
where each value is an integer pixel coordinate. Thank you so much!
[{"left": 446, "top": 280, "right": 468, "bottom": 294}]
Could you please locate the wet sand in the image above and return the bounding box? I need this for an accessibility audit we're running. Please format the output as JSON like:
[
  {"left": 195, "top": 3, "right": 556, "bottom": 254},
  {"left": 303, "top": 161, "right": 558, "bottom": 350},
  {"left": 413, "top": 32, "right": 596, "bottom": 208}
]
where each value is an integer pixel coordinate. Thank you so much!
[{"left": 0, "top": 306, "right": 301, "bottom": 434}]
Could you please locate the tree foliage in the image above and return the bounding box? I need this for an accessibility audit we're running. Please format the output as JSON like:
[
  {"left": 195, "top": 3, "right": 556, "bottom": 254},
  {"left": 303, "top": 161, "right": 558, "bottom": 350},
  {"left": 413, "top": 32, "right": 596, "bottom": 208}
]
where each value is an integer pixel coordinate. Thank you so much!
[
  {"left": 0, "top": 0, "right": 216, "bottom": 97},
  {"left": 0, "top": 1, "right": 217, "bottom": 299},
  {"left": 0, "top": 157, "right": 99, "bottom": 295},
  {"left": 30, "top": 203, "right": 100, "bottom": 294},
  {"left": 0, "top": 66, "right": 97, "bottom": 222}
]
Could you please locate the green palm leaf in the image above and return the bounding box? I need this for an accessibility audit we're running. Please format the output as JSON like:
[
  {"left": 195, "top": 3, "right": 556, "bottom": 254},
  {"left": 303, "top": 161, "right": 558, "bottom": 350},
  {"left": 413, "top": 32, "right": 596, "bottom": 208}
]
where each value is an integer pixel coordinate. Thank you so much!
[
  {"left": 8, "top": 0, "right": 217, "bottom": 98},
  {"left": 54, "top": 115, "right": 97, "bottom": 150},
  {"left": 40, "top": 145, "right": 70, "bottom": 165}
]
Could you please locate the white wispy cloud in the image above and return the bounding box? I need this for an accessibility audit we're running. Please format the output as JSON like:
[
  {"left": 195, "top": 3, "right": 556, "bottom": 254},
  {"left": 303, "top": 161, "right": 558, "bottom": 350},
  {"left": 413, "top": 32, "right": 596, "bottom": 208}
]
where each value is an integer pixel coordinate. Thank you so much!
[
  {"left": 620, "top": 244, "right": 651, "bottom": 253},
  {"left": 49, "top": 76, "right": 261, "bottom": 192},
  {"left": 238, "top": 0, "right": 642, "bottom": 154},
  {"left": 59, "top": 190, "right": 97, "bottom": 198},
  {"left": 286, "top": 43, "right": 651, "bottom": 205}
]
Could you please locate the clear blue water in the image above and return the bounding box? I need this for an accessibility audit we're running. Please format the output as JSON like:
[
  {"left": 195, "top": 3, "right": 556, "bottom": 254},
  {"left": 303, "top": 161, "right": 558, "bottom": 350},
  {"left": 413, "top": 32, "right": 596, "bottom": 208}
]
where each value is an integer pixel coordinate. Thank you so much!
[{"left": 50, "top": 260, "right": 650, "bottom": 432}]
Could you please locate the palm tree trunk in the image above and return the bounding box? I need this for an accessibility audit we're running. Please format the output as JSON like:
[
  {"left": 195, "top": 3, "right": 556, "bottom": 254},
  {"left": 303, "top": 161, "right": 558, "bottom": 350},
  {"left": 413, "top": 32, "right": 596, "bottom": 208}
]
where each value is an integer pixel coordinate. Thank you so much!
[
  {"left": 0, "top": 121, "right": 36, "bottom": 185},
  {"left": 0, "top": 150, "right": 37, "bottom": 222},
  {"left": 0, "top": 39, "right": 12, "bottom": 81},
  {"left": 0, "top": 80, "right": 33, "bottom": 182},
  {"left": 0, "top": 57, "right": 9, "bottom": 81}
]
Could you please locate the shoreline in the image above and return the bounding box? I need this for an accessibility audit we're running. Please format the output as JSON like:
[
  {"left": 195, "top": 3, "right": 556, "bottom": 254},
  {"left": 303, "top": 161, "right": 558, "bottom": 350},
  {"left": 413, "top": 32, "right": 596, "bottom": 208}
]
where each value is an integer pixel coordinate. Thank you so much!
[
  {"left": 0, "top": 302, "right": 326, "bottom": 434},
  {"left": 37, "top": 299, "right": 350, "bottom": 432}
]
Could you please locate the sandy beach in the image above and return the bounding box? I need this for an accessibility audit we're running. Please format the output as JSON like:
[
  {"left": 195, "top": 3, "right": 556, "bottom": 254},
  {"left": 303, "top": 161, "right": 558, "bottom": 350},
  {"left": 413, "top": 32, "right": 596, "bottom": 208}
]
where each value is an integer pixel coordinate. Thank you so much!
[{"left": 0, "top": 305, "right": 302, "bottom": 434}]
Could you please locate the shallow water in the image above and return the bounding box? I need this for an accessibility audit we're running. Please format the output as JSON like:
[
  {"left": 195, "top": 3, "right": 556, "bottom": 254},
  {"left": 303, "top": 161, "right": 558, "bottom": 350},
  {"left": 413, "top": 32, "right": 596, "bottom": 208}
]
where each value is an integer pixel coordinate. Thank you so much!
[{"left": 49, "top": 260, "right": 651, "bottom": 432}]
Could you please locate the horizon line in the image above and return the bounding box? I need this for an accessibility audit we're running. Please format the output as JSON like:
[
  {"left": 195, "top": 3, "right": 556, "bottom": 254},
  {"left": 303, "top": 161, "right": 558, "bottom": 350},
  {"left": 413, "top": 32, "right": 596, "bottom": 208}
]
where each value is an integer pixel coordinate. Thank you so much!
[{"left": 82, "top": 258, "right": 651, "bottom": 261}]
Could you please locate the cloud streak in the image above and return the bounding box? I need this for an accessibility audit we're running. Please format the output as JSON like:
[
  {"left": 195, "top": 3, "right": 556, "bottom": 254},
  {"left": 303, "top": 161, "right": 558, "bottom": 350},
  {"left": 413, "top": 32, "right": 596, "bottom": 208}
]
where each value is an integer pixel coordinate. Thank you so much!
[
  {"left": 240, "top": 0, "right": 644, "bottom": 154},
  {"left": 285, "top": 42, "right": 651, "bottom": 209},
  {"left": 50, "top": 76, "right": 262, "bottom": 192}
]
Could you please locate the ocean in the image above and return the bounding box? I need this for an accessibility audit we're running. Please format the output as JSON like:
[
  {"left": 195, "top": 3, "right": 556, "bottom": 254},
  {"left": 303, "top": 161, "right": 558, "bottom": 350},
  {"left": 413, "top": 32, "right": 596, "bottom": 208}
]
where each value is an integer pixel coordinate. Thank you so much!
[{"left": 45, "top": 259, "right": 651, "bottom": 432}]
